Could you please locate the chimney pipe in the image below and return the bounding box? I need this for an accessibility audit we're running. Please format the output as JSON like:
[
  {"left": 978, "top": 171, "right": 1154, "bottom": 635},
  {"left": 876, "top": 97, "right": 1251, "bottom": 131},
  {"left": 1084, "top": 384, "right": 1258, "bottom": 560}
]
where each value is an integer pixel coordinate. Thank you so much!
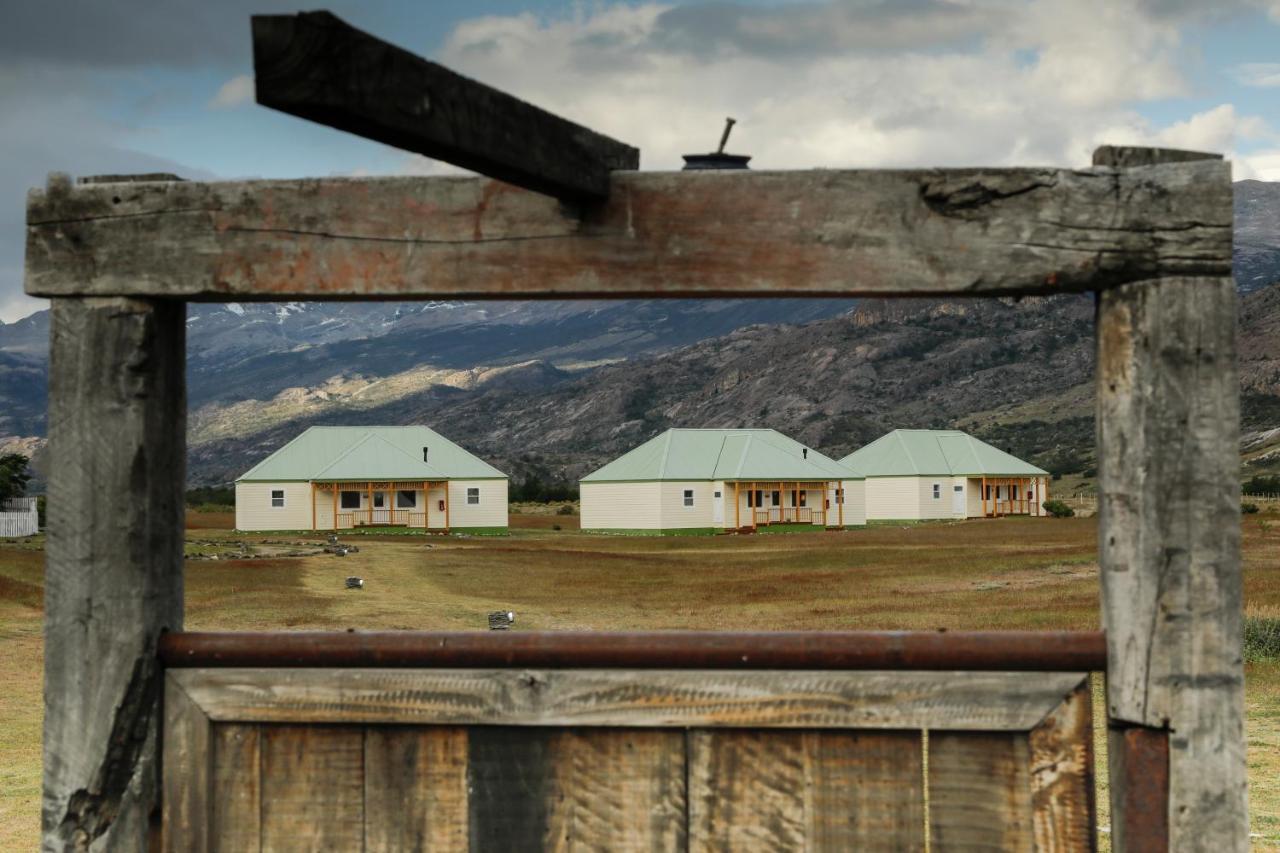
[
  {"left": 423, "top": 446, "right": 429, "bottom": 463},
  {"left": 803, "top": 448, "right": 808, "bottom": 459}
]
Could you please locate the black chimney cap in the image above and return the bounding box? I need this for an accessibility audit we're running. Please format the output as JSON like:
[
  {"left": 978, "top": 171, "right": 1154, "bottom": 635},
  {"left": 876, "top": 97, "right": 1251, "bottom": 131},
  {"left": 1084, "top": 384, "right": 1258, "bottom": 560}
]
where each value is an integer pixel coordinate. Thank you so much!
[{"left": 683, "top": 117, "right": 750, "bottom": 171}]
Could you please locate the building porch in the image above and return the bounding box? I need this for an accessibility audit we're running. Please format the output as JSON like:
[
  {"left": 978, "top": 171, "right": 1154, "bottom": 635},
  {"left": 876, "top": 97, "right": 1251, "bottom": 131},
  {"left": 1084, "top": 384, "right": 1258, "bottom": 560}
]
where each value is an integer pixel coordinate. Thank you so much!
[
  {"left": 313, "top": 480, "right": 451, "bottom": 531},
  {"left": 979, "top": 476, "right": 1045, "bottom": 518},
  {"left": 731, "top": 480, "right": 846, "bottom": 530}
]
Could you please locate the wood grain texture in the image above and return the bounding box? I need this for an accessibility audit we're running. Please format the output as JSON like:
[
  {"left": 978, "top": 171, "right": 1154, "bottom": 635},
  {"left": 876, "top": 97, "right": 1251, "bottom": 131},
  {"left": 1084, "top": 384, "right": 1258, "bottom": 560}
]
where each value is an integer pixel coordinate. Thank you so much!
[
  {"left": 1097, "top": 276, "right": 1247, "bottom": 851},
  {"left": 467, "top": 727, "right": 553, "bottom": 851},
  {"left": 210, "top": 724, "right": 260, "bottom": 852},
  {"left": 928, "top": 732, "right": 1033, "bottom": 852},
  {"left": 689, "top": 729, "right": 925, "bottom": 851},
  {"left": 26, "top": 160, "right": 1230, "bottom": 300},
  {"left": 161, "top": 677, "right": 212, "bottom": 853},
  {"left": 259, "top": 725, "right": 365, "bottom": 852},
  {"left": 1108, "top": 726, "right": 1169, "bottom": 853},
  {"left": 364, "top": 726, "right": 468, "bottom": 852},
  {"left": 544, "top": 729, "right": 687, "bottom": 852},
  {"left": 252, "top": 12, "right": 637, "bottom": 203},
  {"left": 43, "top": 297, "right": 186, "bottom": 850},
  {"left": 1029, "top": 681, "right": 1096, "bottom": 852},
  {"left": 170, "top": 667, "right": 1088, "bottom": 731}
]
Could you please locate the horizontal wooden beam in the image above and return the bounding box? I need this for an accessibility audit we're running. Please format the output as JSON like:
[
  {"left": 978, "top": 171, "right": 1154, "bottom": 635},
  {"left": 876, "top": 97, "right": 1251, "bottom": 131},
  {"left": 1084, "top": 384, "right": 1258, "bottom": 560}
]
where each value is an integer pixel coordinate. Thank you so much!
[
  {"left": 25, "top": 159, "right": 1230, "bottom": 300},
  {"left": 158, "top": 630, "right": 1107, "bottom": 671},
  {"left": 252, "top": 11, "right": 638, "bottom": 203},
  {"left": 168, "top": 668, "right": 1088, "bottom": 731}
]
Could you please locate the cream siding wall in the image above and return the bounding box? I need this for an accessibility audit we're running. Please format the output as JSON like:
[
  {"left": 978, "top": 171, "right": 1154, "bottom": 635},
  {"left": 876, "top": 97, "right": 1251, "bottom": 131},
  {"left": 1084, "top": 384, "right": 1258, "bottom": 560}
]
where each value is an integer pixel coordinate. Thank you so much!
[
  {"left": 658, "top": 482, "right": 716, "bottom": 529},
  {"left": 966, "top": 478, "right": 985, "bottom": 518},
  {"left": 448, "top": 480, "right": 508, "bottom": 528},
  {"left": 581, "top": 482, "right": 663, "bottom": 529},
  {"left": 864, "top": 477, "right": 921, "bottom": 520},
  {"left": 235, "top": 482, "right": 313, "bottom": 531},
  {"left": 836, "top": 480, "right": 867, "bottom": 526}
]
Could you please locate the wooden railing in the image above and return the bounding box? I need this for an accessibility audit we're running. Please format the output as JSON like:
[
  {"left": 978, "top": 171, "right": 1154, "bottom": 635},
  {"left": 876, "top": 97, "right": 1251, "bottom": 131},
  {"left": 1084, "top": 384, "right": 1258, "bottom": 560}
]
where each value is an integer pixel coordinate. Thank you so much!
[
  {"left": 752, "top": 507, "right": 818, "bottom": 526},
  {"left": 335, "top": 510, "right": 429, "bottom": 528}
]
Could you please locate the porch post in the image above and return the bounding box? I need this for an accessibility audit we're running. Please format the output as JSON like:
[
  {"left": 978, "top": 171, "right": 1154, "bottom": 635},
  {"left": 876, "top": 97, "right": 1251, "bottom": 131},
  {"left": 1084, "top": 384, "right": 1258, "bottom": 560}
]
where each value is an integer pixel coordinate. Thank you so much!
[
  {"left": 1095, "top": 146, "right": 1245, "bottom": 850},
  {"left": 734, "top": 482, "right": 740, "bottom": 530},
  {"left": 44, "top": 294, "right": 185, "bottom": 849},
  {"left": 332, "top": 482, "right": 337, "bottom": 529},
  {"left": 367, "top": 482, "right": 373, "bottom": 525},
  {"left": 444, "top": 481, "right": 450, "bottom": 532}
]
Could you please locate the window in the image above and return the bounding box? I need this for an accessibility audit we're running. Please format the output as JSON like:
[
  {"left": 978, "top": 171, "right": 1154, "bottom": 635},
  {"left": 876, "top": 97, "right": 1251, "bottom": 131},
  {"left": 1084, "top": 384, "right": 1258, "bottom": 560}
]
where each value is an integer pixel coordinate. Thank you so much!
[
  {"left": 683, "top": 489, "right": 694, "bottom": 507},
  {"left": 714, "top": 490, "right": 722, "bottom": 499},
  {"left": 835, "top": 487, "right": 844, "bottom": 505},
  {"left": 373, "top": 492, "right": 385, "bottom": 508},
  {"left": 753, "top": 489, "right": 763, "bottom": 508},
  {"left": 798, "top": 491, "right": 807, "bottom": 507},
  {"left": 954, "top": 485, "right": 963, "bottom": 493},
  {"left": 340, "top": 491, "right": 361, "bottom": 509},
  {"left": 270, "top": 489, "right": 285, "bottom": 508},
  {"left": 396, "top": 490, "right": 416, "bottom": 508},
  {"left": 771, "top": 490, "right": 780, "bottom": 506},
  {"left": 467, "top": 487, "right": 480, "bottom": 505},
  {"left": 932, "top": 483, "right": 941, "bottom": 500}
]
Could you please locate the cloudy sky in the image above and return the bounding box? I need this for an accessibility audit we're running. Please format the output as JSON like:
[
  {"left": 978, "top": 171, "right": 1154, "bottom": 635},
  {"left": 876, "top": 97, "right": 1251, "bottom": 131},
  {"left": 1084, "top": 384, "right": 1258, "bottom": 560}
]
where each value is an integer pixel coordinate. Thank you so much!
[{"left": 2, "top": 0, "right": 1278, "bottom": 321}]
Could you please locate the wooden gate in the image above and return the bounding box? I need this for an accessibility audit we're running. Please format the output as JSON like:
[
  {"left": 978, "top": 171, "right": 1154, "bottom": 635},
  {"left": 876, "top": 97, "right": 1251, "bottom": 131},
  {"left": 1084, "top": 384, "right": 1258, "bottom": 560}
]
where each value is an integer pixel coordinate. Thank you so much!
[
  {"left": 161, "top": 632, "right": 1098, "bottom": 851},
  {"left": 27, "top": 9, "right": 1243, "bottom": 852}
]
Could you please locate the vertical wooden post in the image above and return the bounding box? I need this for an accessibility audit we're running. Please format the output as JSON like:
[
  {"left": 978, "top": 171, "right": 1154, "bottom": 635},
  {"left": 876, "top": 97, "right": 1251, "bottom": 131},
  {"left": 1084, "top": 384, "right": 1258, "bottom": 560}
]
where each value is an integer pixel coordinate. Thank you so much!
[
  {"left": 734, "top": 481, "right": 740, "bottom": 530},
  {"left": 443, "top": 480, "right": 450, "bottom": 532},
  {"left": 44, "top": 295, "right": 185, "bottom": 850},
  {"left": 310, "top": 481, "right": 316, "bottom": 530},
  {"left": 1095, "top": 145, "right": 1245, "bottom": 851},
  {"left": 332, "top": 482, "right": 338, "bottom": 529}
]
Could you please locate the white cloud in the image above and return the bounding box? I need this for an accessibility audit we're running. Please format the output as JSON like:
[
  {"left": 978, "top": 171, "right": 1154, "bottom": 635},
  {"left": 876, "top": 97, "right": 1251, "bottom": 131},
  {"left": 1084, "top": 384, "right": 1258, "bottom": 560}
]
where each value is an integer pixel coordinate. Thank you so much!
[
  {"left": 1238, "top": 150, "right": 1280, "bottom": 181},
  {"left": 209, "top": 74, "right": 254, "bottom": 109},
  {"left": 1231, "top": 62, "right": 1280, "bottom": 88}
]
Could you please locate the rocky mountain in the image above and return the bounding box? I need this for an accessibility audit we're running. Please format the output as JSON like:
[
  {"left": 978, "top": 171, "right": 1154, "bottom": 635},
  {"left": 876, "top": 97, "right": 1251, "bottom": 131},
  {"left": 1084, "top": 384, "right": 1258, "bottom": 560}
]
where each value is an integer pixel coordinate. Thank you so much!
[
  {"left": 2, "top": 179, "right": 1277, "bottom": 489},
  {"left": 1235, "top": 180, "right": 1280, "bottom": 294}
]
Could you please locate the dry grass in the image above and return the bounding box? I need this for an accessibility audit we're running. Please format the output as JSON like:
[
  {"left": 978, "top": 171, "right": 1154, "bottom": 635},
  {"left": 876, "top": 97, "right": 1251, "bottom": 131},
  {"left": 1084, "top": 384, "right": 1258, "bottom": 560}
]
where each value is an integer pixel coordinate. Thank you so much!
[{"left": 1, "top": 515, "right": 1278, "bottom": 849}]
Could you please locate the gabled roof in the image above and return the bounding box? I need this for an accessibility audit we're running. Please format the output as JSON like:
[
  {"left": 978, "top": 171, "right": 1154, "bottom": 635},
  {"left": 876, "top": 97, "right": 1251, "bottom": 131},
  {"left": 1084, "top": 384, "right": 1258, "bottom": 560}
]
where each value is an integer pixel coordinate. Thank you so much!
[
  {"left": 237, "top": 426, "right": 506, "bottom": 482},
  {"left": 581, "top": 429, "right": 861, "bottom": 482},
  {"left": 840, "top": 429, "right": 1047, "bottom": 477}
]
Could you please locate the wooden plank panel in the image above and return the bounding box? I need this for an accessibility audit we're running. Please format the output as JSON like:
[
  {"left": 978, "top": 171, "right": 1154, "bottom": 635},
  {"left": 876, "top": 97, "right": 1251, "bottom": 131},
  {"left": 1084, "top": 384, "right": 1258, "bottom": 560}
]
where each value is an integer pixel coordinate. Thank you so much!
[
  {"left": 928, "top": 732, "right": 1033, "bottom": 852},
  {"left": 260, "top": 725, "right": 364, "bottom": 852},
  {"left": 25, "top": 160, "right": 1230, "bottom": 300},
  {"left": 162, "top": 676, "right": 212, "bottom": 853},
  {"left": 467, "top": 727, "right": 553, "bottom": 851},
  {"left": 688, "top": 729, "right": 925, "bottom": 851},
  {"left": 172, "top": 667, "right": 1086, "bottom": 731},
  {"left": 253, "top": 12, "right": 637, "bottom": 203},
  {"left": 364, "top": 726, "right": 468, "bottom": 852},
  {"left": 1029, "top": 682, "right": 1095, "bottom": 852},
  {"left": 45, "top": 296, "right": 186, "bottom": 850},
  {"left": 544, "top": 729, "right": 686, "bottom": 851},
  {"left": 211, "top": 724, "right": 260, "bottom": 852},
  {"left": 805, "top": 730, "right": 926, "bottom": 850},
  {"left": 688, "top": 729, "right": 807, "bottom": 851},
  {"left": 1108, "top": 725, "right": 1169, "bottom": 852}
]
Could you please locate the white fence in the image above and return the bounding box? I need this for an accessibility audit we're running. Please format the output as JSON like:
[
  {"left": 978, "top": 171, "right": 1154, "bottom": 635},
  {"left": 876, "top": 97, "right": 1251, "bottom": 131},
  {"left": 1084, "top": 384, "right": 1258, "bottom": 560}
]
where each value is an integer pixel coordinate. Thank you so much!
[{"left": 0, "top": 497, "right": 39, "bottom": 537}]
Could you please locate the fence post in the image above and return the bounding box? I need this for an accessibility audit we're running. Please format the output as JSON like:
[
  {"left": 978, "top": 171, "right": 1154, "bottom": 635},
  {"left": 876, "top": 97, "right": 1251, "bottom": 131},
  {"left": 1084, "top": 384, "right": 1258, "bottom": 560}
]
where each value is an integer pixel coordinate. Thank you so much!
[
  {"left": 43, "top": 288, "right": 185, "bottom": 849},
  {"left": 1095, "top": 147, "right": 1246, "bottom": 850}
]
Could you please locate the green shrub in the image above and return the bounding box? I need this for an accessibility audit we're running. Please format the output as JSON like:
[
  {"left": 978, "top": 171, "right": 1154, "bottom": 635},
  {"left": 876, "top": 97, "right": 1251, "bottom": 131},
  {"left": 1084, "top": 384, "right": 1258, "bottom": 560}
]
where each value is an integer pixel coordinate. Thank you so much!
[
  {"left": 556, "top": 504, "right": 576, "bottom": 516},
  {"left": 1242, "top": 502, "right": 1260, "bottom": 515},
  {"left": 1042, "top": 499, "right": 1075, "bottom": 518},
  {"left": 1244, "top": 616, "right": 1280, "bottom": 663}
]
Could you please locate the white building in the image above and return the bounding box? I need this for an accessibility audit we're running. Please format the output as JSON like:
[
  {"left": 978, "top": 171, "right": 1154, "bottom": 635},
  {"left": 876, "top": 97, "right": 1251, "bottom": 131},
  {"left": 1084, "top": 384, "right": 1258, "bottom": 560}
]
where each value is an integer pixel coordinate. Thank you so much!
[
  {"left": 840, "top": 429, "right": 1050, "bottom": 521},
  {"left": 580, "top": 428, "right": 865, "bottom": 534},
  {"left": 235, "top": 425, "right": 508, "bottom": 533}
]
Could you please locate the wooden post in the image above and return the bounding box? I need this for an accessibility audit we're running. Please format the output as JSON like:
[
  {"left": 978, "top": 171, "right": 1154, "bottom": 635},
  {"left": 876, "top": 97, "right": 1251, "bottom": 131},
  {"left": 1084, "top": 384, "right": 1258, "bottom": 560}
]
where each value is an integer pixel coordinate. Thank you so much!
[
  {"left": 838, "top": 481, "right": 844, "bottom": 528},
  {"left": 44, "top": 294, "right": 185, "bottom": 849},
  {"left": 734, "top": 482, "right": 740, "bottom": 531},
  {"left": 1095, "top": 145, "right": 1245, "bottom": 850},
  {"left": 443, "top": 481, "right": 450, "bottom": 532},
  {"left": 332, "top": 482, "right": 338, "bottom": 529},
  {"left": 310, "top": 481, "right": 316, "bottom": 530},
  {"left": 367, "top": 482, "right": 373, "bottom": 526}
]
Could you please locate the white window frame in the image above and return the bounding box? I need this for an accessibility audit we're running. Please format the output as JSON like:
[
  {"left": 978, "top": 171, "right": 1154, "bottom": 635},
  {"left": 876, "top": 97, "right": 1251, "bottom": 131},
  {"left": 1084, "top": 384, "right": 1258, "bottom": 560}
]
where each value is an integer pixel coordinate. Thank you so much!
[
  {"left": 270, "top": 489, "right": 285, "bottom": 508},
  {"left": 683, "top": 489, "right": 694, "bottom": 507},
  {"left": 396, "top": 489, "right": 417, "bottom": 509},
  {"left": 932, "top": 483, "right": 941, "bottom": 500},
  {"left": 339, "top": 490, "right": 361, "bottom": 510},
  {"left": 467, "top": 487, "right": 480, "bottom": 505}
]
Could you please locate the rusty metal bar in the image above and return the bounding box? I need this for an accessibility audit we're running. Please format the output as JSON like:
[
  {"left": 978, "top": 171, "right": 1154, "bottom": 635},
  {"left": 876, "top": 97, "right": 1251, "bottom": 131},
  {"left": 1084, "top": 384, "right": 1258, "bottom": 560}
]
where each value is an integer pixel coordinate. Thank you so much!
[
  {"left": 1109, "top": 724, "right": 1171, "bottom": 851},
  {"left": 158, "top": 630, "right": 1106, "bottom": 671}
]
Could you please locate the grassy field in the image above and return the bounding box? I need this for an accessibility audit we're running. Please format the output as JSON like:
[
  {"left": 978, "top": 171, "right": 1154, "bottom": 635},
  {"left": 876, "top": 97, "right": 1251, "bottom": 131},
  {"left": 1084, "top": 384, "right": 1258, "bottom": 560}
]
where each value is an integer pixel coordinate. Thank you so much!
[{"left": 1, "top": 512, "right": 1277, "bottom": 849}]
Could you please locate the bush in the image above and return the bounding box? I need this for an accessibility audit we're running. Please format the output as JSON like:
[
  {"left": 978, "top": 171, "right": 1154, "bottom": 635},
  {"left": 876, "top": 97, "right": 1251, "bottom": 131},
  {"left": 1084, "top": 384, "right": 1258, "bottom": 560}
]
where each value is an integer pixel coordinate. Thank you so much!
[
  {"left": 1242, "top": 502, "right": 1260, "bottom": 515},
  {"left": 1244, "top": 616, "right": 1280, "bottom": 663},
  {"left": 556, "top": 504, "right": 576, "bottom": 516},
  {"left": 1042, "top": 499, "right": 1075, "bottom": 518}
]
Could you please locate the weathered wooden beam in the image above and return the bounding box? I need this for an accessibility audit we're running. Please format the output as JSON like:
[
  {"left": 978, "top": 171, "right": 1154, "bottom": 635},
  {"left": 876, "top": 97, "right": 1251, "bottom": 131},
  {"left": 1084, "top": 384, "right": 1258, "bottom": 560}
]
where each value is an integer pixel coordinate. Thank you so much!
[
  {"left": 1096, "top": 147, "right": 1246, "bottom": 853},
  {"left": 24, "top": 158, "right": 1230, "bottom": 300},
  {"left": 43, "top": 295, "right": 186, "bottom": 849},
  {"left": 252, "top": 11, "right": 638, "bottom": 204}
]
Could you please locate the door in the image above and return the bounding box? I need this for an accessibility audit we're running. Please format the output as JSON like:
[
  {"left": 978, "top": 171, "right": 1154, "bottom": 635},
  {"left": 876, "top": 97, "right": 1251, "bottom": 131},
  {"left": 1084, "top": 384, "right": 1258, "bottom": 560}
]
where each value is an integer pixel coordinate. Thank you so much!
[
  {"left": 953, "top": 484, "right": 965, "bottom": 516},
  {"left": 713, "top": 488, "right": 724, "bottom": 525}
]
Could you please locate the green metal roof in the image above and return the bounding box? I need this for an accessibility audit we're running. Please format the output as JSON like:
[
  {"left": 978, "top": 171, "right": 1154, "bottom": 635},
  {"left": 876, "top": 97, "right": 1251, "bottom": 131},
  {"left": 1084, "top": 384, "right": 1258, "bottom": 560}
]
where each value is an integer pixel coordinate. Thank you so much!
[
  {"left": 582, "top": 429, "right": 862, "bottom": 483},
  {"left": 840, "top": 429, "right": 1047, "bottom": 477},
  {"left": 237, "top": 426, "right": 506, "bottom": 482}
]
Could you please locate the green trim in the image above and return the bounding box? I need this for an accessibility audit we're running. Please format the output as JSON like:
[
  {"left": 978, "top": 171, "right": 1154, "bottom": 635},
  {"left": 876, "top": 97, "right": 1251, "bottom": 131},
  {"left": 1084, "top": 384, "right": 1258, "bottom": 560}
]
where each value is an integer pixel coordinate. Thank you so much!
[
  {"left": 581, "top": 478, "right": 862, "bottom": 484},
  {"left": 581, "top": 527, "right": 719, "bottom": 537}
]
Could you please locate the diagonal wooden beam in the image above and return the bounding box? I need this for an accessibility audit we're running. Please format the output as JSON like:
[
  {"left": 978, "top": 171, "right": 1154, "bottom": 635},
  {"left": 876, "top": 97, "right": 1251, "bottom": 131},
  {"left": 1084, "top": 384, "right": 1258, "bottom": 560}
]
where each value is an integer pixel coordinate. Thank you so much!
[
  {"left": 252, "top": 11, "right": 638, "bottom": 204},
  {"left": 25, "top": 157, "right": 1230, "bottom": 300}
]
